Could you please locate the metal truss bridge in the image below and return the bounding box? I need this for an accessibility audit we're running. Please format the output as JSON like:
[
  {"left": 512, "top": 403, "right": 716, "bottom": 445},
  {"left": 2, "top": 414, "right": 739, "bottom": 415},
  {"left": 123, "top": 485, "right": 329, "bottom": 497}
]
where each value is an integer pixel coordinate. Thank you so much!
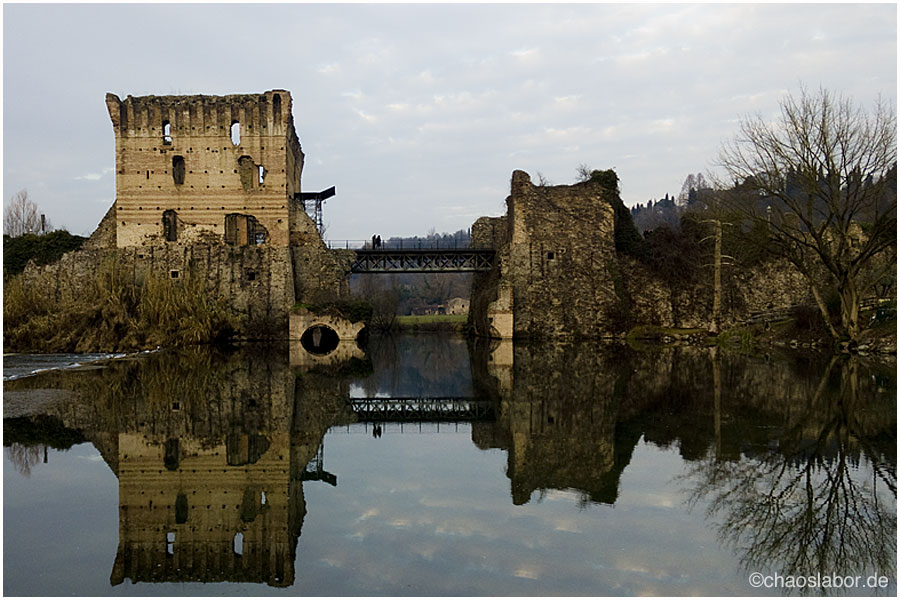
[
  {"left": 325, "top": 240, "right": 495, "bottom": 273},
  {"left": 349, "top": 249, "right": 494, "bottom": 273},
  {"left": 348, "top": 396, "right": 495, "bottom": 422}
]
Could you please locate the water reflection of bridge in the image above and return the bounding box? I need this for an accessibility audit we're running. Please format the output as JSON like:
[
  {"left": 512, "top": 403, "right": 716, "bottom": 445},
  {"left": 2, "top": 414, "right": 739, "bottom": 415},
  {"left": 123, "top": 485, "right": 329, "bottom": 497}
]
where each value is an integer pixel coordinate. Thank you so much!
[{"left": 348, "top": 397, "right": 494, "bottom": 422}]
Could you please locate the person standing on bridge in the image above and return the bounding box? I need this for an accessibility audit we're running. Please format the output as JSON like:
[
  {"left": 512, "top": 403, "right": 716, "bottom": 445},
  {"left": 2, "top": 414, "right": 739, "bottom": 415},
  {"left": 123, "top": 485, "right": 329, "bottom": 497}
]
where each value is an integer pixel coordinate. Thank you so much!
[{"left": 376, "top": 235, "right": 382, "bottom": 249}]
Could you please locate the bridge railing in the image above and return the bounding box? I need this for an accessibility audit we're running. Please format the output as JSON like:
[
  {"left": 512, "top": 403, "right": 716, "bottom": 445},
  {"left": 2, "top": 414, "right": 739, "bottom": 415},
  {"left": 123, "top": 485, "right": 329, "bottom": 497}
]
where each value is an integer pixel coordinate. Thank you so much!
[
  {"left": 348, "top": 396, "right": 496, "bottom": 422},
  {"left": 326, "top": 238, "right": 485, "bottom": 250}
]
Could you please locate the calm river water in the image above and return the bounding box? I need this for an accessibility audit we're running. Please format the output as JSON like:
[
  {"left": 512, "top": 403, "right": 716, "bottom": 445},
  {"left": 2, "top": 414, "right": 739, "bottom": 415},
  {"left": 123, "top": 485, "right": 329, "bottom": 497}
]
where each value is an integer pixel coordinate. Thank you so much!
[{"left": 3, "top": 334, "right": 896, "bottom": 596}]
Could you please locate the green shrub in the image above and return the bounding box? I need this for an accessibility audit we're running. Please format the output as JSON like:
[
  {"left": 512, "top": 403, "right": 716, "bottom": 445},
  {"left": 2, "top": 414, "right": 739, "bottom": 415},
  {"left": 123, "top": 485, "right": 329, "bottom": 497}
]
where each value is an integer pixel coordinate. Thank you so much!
[
  {"left": 293, "top": 298, "right": 374, "bottom": 324},
  {"left": 3, "top": 231, "right": 86, "bottom": 276},
  {"left": 588, "top": 169, "right": 646, "bottom": 259}
]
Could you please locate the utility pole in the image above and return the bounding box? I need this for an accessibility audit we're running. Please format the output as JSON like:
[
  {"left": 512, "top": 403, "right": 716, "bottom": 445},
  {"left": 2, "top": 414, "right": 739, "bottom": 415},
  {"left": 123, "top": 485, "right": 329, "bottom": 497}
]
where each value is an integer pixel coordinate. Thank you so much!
[
  {"left": 712, "top": 219, "right": 722, "bottom": 334},
  {"left": 701, "top": 203, "right": 734, "bottom": 335}
]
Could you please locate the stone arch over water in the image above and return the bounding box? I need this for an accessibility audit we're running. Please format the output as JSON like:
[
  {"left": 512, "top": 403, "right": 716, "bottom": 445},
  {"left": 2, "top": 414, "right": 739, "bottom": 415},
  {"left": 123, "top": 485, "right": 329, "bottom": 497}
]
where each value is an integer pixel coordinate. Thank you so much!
[{"left": 300, "top": 324, "right": 340, "bottom": 355}]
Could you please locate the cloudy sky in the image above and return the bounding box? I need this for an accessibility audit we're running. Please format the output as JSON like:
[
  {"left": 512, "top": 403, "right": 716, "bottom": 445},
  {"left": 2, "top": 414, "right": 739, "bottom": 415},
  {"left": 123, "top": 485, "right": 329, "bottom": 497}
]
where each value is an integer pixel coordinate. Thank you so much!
[{"left": 3, "top": 2, "right": 896, "bottom": 240}]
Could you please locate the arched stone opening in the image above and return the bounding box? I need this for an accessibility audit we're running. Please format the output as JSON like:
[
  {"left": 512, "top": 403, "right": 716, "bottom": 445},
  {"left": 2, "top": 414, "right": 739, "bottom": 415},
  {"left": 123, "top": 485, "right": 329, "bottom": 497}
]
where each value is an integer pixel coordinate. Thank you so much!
[{"left": 300, "top": 324, "right": 340, "bottom": 355}]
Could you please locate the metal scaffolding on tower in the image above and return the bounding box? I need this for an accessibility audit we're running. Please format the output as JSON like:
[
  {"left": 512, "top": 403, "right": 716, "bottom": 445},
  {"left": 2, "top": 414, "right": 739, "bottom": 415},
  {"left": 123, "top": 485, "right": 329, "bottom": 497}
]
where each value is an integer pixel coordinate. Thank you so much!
[{"left": 296, "top": 186, "right": 336, "bottom": 234}]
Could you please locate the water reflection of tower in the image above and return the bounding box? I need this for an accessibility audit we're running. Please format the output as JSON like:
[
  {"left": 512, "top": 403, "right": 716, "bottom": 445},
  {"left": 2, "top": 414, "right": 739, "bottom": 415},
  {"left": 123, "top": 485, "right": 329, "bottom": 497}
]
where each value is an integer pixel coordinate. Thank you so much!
[
  {"left": 3, "top": 345, "right": 363, "bottom": 589},
  {"left": 473, "top": 341, "right": 635, "bottom": 507},
  {"left": 109, "top": 397, "right": 302, "bottom": 587},
  {"left": 99, "top": 347, "right": 347, "bottom": 588},
  {"left": 111, "top": 432, "right": 297, "bottom": 585}
]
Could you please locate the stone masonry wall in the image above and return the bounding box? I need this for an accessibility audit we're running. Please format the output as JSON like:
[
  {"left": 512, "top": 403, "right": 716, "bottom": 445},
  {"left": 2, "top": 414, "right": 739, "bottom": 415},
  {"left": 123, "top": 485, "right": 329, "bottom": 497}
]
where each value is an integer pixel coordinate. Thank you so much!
[
  {"left": 468, "top": 215, "right": 511, "bottom": 338},
  {"left": 507, "top": 171, "right": 620, "bottom": 338},
  {"left": 470, "top": 170, "right": 814, "bottom": 339},
  {"left": 106, "top": 90, "right": 303, "bottom": 248},
  {"left": 470, "top": 171, "right": 621, "bottom": 339},
  {"left": 14, "top": 89, "right": 351, "bottom": 345},
  {"left": 24, "top": 244, "right": 296, "bottom": 334}
]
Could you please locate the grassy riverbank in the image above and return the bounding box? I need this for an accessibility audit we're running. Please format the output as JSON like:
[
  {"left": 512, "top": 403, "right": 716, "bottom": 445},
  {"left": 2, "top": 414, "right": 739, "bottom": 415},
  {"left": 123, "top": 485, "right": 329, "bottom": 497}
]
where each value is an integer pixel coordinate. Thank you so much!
[
  {"left": 394, "top": 314, "right": 468, "bottom": 332},
  {"left": 625, "top": 302, "right": 897, "bottom": 355}
]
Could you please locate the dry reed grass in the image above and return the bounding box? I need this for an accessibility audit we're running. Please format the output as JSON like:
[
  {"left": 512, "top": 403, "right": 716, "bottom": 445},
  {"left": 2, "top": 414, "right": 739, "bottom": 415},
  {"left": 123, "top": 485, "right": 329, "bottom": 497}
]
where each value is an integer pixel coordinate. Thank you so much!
[{"left": 4, "top": 259, "right": 236, "bottom": 352}]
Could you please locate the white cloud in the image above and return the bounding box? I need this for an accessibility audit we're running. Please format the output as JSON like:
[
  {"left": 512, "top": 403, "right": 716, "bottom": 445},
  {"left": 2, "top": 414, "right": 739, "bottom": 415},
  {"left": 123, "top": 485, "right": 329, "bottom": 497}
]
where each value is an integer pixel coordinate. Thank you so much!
[
  {"left": 553, "top": 95, "right": 581, "bottom": 108},
  {"left": 355, "top": 109, "right": 378, "bottom": 124},
  {"left": 74, "top": 167, "right": 113, "bottom": 181},
  {"left": 513, "top": 566, "right": 541, "bottom": 580},
  {"left": 647, "top": 118, "right": 677, "bottom": 134},
  {"left": 417, "top": 69, "right": 436, "bottom": 85},
  {"left": 2, "top": 3, "right": 894, "bottom": 239},
  {"left": 356, "top": 508, "right": 379, "bottom": 521},
  {"left": 509, "top": 47, "right": 541, "bottom": 64},
  {"left": 341, "top": 90, "right": 364, "bottom": 101}
]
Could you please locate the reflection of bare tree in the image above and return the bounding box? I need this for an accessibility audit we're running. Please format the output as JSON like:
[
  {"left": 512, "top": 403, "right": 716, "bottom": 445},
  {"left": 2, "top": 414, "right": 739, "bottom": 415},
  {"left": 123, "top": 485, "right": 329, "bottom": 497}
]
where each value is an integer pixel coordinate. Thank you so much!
[
  {"left": 684, "top": 356, "right": 896, "bottom": 595},
  {"left": 5, "top": 443, "right": 46, "bottom": 477},
  {"left": 362, "top": 334, "right": 401, "bottom": 397}
]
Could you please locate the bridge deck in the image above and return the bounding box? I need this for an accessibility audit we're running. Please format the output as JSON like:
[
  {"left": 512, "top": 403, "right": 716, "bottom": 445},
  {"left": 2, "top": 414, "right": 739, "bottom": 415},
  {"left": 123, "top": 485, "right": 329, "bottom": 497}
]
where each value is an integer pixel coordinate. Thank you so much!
[
  {"left": 350, "top": 249, "right": 495, "bottom": 273},
  {"left": 349, "top": 396, "right": 495, "bottom": 422}
]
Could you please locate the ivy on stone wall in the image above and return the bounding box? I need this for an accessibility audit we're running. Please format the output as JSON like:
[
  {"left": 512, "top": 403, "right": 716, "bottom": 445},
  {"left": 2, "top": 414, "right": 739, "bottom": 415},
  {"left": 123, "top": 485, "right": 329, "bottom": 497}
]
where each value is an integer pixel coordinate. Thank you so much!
[{"left": 588, "top": 169, "right": 646, "bottom": 259}]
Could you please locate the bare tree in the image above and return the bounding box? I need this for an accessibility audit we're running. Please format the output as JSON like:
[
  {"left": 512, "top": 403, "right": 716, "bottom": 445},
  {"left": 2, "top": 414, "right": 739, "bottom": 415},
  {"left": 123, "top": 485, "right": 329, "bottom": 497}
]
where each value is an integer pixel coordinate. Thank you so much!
[
  {"left": 683, "top": 356, "right": 896, "bottom": 590},
  {"left": 717, "top": 88, "right": 897, "bottom": 344},
  {"left": 678, "top": 172, "right": 709, "bottom": 205},
  {"left": 4, "top": 189, "right": 43, "bottom": 237},
  {"left": 358, "top": 275, "right": 399, "bottom": 331},
  {"left": 575, "top": 163, "right": 592, "bottom": 182}
]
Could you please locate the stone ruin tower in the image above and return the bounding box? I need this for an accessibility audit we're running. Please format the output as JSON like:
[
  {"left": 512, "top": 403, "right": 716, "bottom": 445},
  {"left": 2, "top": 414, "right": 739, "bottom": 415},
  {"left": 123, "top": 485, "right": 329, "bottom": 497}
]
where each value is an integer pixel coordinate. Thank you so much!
[{"left": 104, "top": 90, "right": 308, "bottom": 247}]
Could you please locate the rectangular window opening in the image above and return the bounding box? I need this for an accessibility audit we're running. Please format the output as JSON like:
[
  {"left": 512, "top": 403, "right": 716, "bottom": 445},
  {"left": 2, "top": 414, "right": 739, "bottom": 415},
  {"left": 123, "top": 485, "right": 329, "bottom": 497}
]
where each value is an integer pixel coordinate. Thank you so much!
[{"left": 172, "top": 156, "right": 186, "bottom": 185}]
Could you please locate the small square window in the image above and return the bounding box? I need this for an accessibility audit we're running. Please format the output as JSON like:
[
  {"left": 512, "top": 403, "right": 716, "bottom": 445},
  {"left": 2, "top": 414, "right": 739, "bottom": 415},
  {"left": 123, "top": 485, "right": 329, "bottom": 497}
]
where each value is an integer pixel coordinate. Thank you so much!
[
  {"left": 170, "top": 270, "right": 180, "bottom": 279},
  {"left": 547, "top": 251, "right": 555, "bottom": 260}
]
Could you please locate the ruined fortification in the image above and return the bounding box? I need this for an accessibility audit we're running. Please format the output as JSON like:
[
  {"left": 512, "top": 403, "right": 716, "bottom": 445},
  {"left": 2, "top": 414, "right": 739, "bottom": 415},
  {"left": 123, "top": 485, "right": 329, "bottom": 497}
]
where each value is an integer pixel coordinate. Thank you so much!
[
  {"left": 20, "top": 91, "right": 351, "bottom": 344},
  {"left": 470, "top": 171, "right": 620, "bottom": 338},
  {"left": 103, "top": 90, "right": 307, "bottom": 248},
  {"left": 469, "top": 170, "right": 811, "bottom": 339}
]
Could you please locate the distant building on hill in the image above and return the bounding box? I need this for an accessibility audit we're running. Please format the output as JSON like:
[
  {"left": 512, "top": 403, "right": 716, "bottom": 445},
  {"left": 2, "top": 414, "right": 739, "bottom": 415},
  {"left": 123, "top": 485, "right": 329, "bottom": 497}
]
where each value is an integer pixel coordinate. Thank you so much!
[{"left": 447, "top": 297, "right": 470, "bottom": 315}]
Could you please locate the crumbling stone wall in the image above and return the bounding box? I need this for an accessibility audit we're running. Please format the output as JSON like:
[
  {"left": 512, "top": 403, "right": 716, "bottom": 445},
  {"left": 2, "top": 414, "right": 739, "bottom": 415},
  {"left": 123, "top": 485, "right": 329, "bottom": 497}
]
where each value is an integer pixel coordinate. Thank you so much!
[
  {"left": 470, "top": 170, "right": 814, "bottom": 339},
  {"left": 9, "top": 90, "right": 353, "bottom": 347},
  {"left": 105, "top": 90, "right": 304, "bottom": 248},
  {"left": 468, "top": 215, "right": 511, "bottom": 338},
  {"left": 23, "top": 244, "right": 297, "bottom": 335},
  {"left": 291, "top": 247, "right": 353, "bottom": 304},
  {"left": 620, "top": 254, "right": 812, "bottom": 330},
  {"left": 83, "top": 203, "right": 117, "bottom": 250},
  {"left": 470, "top": 171, "right": 620, "bottom": 339}
]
